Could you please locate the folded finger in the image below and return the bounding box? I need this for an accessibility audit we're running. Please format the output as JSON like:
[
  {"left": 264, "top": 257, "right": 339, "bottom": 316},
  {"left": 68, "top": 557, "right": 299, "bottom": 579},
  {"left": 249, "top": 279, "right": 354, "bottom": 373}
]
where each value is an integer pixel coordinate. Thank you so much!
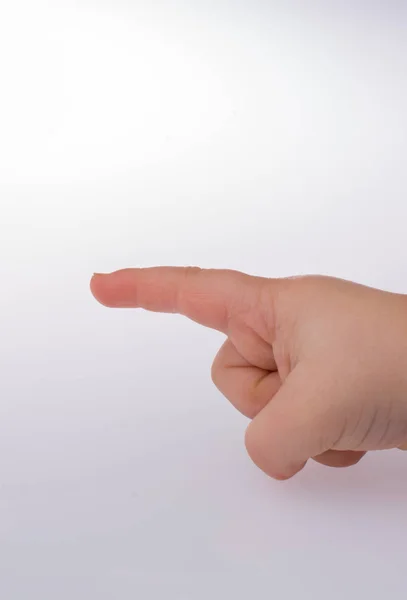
[{"left": 211, "top": 339, "right": 281, "bottom": 419}]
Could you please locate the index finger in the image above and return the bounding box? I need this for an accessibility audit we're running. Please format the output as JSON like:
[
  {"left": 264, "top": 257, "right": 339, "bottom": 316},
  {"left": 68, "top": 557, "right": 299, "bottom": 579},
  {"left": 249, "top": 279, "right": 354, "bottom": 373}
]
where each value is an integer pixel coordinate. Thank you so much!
[{"left": 90, "top": 267, "right": 266, "bottom": 333}]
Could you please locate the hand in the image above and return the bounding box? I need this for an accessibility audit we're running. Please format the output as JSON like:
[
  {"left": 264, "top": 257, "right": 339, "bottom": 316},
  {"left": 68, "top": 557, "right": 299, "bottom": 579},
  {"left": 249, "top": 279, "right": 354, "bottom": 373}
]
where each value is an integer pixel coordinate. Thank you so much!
[{"left": 90, "top": 268, "right": 407, "bottom": 480}]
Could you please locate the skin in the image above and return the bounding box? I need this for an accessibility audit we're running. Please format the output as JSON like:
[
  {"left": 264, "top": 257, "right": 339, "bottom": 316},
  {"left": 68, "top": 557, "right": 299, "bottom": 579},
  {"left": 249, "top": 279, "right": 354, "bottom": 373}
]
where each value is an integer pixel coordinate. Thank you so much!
[{"left": 90, "top": 268, "right": 407, "bottom": 480}]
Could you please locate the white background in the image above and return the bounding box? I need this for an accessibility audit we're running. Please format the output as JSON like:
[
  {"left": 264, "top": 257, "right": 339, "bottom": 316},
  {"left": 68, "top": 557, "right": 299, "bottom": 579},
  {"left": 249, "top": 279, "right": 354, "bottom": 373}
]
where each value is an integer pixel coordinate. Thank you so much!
[{"left": 1, "top": 1, "right": 407, "bottom": 598}]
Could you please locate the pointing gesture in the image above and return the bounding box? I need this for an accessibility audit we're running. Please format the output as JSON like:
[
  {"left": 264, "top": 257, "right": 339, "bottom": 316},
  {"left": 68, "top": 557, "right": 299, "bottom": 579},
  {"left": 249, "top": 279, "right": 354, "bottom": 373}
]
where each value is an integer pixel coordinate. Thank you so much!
[{"left": 91, "top": 268, "right": 407, "bottom": 480}]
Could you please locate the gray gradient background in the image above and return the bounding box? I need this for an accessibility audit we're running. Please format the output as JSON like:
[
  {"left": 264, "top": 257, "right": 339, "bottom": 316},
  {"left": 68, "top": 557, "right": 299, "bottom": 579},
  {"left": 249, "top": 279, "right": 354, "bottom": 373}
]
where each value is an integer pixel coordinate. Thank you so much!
[{"left": 1, "top": 1, "right": 407, "bottom": 598}]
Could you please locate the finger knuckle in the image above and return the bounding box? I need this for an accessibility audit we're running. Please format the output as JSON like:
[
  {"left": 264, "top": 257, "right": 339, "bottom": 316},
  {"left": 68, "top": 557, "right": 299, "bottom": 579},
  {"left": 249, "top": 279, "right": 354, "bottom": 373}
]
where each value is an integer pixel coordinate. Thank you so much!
[
  {"left": 210, "top": 359, "right": 222, "bottom": 387},
  {"left": 244, "top": 421, "right": 264, "bottom": 467}
]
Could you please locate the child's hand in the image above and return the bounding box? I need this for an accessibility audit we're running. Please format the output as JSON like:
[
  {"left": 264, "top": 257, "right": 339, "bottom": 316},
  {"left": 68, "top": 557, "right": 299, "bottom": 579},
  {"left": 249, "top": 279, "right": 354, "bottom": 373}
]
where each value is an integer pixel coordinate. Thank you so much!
[{"left": 90, "top": 268, "right": 407, "bottom": 480}]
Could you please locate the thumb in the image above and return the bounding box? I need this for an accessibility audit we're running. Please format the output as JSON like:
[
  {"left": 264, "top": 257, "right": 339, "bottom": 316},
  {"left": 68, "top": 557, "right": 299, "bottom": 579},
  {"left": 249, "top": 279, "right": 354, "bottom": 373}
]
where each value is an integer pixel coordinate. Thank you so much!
[
  {"left": 90, "top": 267, "right": 272, "bottom": 334},
  {"left": 245, "top": 364, "right": 340, "bottom": 480}
]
